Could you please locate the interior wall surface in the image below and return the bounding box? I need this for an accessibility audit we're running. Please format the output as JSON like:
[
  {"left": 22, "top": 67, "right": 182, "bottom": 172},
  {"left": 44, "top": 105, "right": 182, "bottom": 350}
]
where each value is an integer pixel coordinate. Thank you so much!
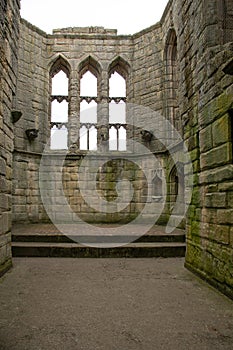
[
  {"left": 0, "top": 0, "right": 20, "bottom": 275},
  {"left": 10, "top": 0, "right": 233, "bottom": 297}
]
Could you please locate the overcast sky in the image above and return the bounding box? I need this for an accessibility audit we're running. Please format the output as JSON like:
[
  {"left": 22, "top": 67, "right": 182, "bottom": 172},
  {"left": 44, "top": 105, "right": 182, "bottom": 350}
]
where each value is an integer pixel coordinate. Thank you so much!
[{"left": 20, "top": 0, "right": 169, "bottom": 35}]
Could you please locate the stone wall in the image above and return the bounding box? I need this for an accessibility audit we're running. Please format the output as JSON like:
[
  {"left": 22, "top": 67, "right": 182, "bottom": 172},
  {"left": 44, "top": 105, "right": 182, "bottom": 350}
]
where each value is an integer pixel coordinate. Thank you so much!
[
  {"left": 130, "top": 23, "right": 163, "bottom": 111},
  {"left": 13, "top": 19, "right": 172, "bottom": 225},
  {"left": 39, "top": 153, "right": 167, "bottom": 225},
  {"left": 13, "top": 152, "right": 44, "bottom": 222},
  {"left": 13, "top": 20, "right": 48, "bottom": 153},
  {"left": 12, "top": 20, "right": 48, "bottom": 223},
  {"left": 13, "top": 13, "right": 184, "bottom": 226},
  {"left": 163, "top": 0, "right": 233, "bottom": 298},
  {"left": 10, "top": 0, "right": 233, "bottom": 296},
  {"left": 0, "top": 0, "right": 20, "bottom": 275}
]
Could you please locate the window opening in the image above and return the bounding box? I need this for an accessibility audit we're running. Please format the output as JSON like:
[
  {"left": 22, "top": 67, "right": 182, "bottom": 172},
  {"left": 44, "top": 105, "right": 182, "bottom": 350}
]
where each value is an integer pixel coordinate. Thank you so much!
[
  {"left": 165, "top": 29, "right": 180, "bottom": 132},
  {"left": 151, "top": 169, "right": 163, "bottom": 202},
  {"left": 80, "top": 71, "right": 98, "bottom": 150},
  {"left": 109, "top": 72, "right": 126, "bottom": 151},
  {"left": 50, "top": 70, "right": 69, "bottom": 149}
]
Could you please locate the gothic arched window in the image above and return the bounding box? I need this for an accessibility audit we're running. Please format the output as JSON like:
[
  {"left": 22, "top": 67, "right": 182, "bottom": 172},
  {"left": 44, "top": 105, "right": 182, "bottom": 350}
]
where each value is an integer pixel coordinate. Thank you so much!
[
  {"left": 108, "top": 57, "right": 129, "bottom": 151},
  {"left": 78, "top": 56, "right": 100, "bottom": 150},
  {"left": 169, "top": 164, "right": 184, "bottom": 215},
  {"left": 164, "top": 29, "right": 180, "bottom": 132},
  {"left": 49, "top": 57, "right": 70, "bottom": 150},
  {"left": 80, "top": 71, "right": 98, "bottom": 150}
]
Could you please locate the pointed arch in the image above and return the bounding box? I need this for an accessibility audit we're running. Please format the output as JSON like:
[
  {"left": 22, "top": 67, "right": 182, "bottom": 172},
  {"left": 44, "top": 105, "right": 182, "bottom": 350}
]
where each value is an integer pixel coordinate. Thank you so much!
[
  {"left": 169, "top": 165, "right": 179, "bottom": 199},
  {"left": 78, "top": 56, "right": 100, "bottom": 151},
  {"left": 78, "top": 55, "right": 102, "bottom": 78},
  {"left": 164, "top": 28, "right": 180, "bottom": 132},
  {"left": 164, "top": 28, "right": 178, "bottom": 83},
  {"left": 169, "top": 162, "right": 184, "bottom": 182},
  {"left": 168, "top": 162, "right": 184, "bottom": 214},
  {"left": 49, "top": 55, "right": 70, "bottom": 150},
  {"left": 152, "top": 171, "right": 163, "bottom": 197},
  {"left": 164, "top": 28, "right": 177, "bottom": 63},
  {"left": 108, "top": 56, "right": 130, "bottom": 80},
  {"left": 108, "top": 56, "right": 129, "bottom": 151},
  {"left": 49, "top": 54, "right": 71, "bottom": 78}
]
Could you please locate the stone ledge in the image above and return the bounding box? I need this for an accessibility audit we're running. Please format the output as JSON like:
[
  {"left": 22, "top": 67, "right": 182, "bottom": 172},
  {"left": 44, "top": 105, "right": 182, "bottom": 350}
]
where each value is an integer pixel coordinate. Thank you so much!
[
  {"left": 21, "top": 18, "right": 47, "bottom": 37},
  {"left": 53, "top": 27, "right": 118, "bottom": 35}
]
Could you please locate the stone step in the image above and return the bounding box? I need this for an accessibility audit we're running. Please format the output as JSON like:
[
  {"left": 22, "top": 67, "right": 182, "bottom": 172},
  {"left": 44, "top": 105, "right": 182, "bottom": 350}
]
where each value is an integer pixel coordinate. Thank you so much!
[
  {"left": 12, "top": 233, "right": 185, "bottom": 244},
  {"left": 12, "top": 241, "right": 186, "bottom": 258}
]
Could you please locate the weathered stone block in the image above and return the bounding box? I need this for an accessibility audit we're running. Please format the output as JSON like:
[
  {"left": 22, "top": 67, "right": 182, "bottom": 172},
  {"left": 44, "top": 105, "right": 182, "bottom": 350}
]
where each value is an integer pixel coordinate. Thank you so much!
[
  {"left": 1, "top": 212, "right": 11, "bottom": 234},
  {"left": 0, "top": 194, "right": 10, "bottom": 210},
  {"left": 201, "top": 208, "right": 217, "bottom": 224},
  {"left": 199, "top": 92, "right": 233, "bottom": 128},
  {"left": 0, "top": 176, "right": 7, "bottom": 192},
  {"left": 226, "top": 192, "right": 233, "bottom": 208},
  {"left": 230, "top": 227, "right": 233, "bottom": 248},
  {"left": 199, "top": 124, "right": 212, "bottom": 153},
  {"left": 204, "top": 192, "right": 226, "bottom": 208},
  {"left": 0, "top": 158, "right": 6, "bottom": 176},
  {"left": 209, "top": 224, "right": 230, "bottom": 245},
  {"left": 219, "top": 182, "right": 233, "bottom": 192},
  {"left": 212, "top": 114, "right": 231, "bottom": 148},
  {"left": 200, "top": 143, "right": 232, "bottom": 170},
  {"left": 217, "top": 209, "right": 233, "bottom": 225}
]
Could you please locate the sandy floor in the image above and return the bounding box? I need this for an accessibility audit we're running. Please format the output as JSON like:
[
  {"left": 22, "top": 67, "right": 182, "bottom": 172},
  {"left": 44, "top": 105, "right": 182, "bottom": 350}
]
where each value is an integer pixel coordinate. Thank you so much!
[{"left": 0, "top": 257, "right": 232, "bottom": 350}]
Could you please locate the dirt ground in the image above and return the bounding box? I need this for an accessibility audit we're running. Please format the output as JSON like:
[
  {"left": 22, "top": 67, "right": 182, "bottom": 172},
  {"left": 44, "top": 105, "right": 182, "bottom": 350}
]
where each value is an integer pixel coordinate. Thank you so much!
[{"left": 0, "top": 257, "right": 233, "bottom": 350}]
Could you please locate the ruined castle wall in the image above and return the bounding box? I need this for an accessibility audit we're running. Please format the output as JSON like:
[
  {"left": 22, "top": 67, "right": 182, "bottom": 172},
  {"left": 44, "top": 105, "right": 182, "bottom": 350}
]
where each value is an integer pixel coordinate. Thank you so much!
[
  {"left": 13, "top": 23, "right": 136, "bottom": 223},
  {"left": 13, "top": 21, "right": 174, "bottom": 225},
  {"left": 11, "top": 3, "right": 188, "bottom": 228},
  {"left": 11, "top": 0, "right": 233, "bottom": 297},
  {"left": 128, "top": 21, "right": 177, "bottom": 224},
  {"left": 14, "top": 20, "right": 48, "bottom": 153},
  {"left": 131, "top": 24, "right": 164, "bottom": 111},
  {"left": 45, "top": 26, "right": 169, "bottom": 225},
  {"left": 162, "top": 0, "right": 233, "bottom": 298},
  {"left": 0, "top": 0, "right": 20, "bottom": 275},
  {"left": 13, "top": 20, "right": 49, "bottom": 223}
]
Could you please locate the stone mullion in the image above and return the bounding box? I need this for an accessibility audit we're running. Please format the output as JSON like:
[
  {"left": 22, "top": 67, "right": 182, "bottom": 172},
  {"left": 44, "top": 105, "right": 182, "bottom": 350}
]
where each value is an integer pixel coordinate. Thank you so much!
[
  {"left": 116, "top": 125, "right": 119, "bottom": 151},
  {"left": 97, "top": 70, "right": 109, "bottom": 149},
  {"left": 68, "top": 69, "right": 80, "bottom": 147},
  {"left": 125, "top": 71, "right": 133, "bottom": 144}
]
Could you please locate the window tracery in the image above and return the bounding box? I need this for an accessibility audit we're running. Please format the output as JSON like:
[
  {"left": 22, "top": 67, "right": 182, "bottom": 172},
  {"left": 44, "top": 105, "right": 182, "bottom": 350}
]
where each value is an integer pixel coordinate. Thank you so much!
[
  {"left": 80, "top": 71, "right": 98, "bottom": 150},
  {"left": 108, "top": 58, "right": 129, "bottom": 151},
  {"left": 50, "top": 58, "right": 70, "bottom": 150}
]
